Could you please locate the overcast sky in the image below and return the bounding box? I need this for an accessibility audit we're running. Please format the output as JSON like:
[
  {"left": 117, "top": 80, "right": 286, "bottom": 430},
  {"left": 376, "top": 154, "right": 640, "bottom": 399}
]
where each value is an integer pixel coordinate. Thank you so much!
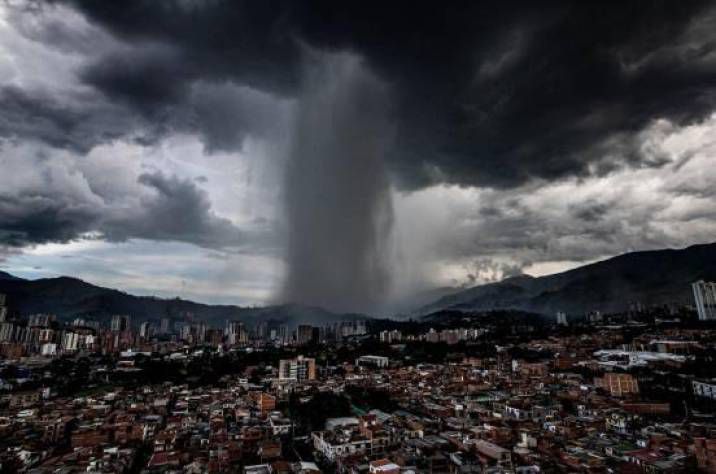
[{"left": 2, "top": 1, "right": 716, "bottom": 312}]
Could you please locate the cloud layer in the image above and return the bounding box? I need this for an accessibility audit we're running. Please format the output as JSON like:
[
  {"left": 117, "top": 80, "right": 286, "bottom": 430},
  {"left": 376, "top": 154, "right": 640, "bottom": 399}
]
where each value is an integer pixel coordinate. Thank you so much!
[
  {"left": 42, "top": 0, "right": 716, "bottom": 189},
  {"left": 392, "top": 115, "right": 716, "bottom": 290},
  {"left": 2, "top": 1, "right": 716, "bottom": 308},
  {"left": 0, "top": 141, "right": 261, "bottom": 250}
]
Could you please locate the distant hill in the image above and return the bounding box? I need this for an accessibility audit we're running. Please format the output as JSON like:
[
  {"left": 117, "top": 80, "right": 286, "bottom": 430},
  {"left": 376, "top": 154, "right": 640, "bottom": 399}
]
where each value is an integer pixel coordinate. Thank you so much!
[
  {"left": 3, "top": 241, "right": 713, "bottom": 326},
  {"left": 417, "top": 242, "right": 716, "bottom": 317},
  {"left": 387, "top": 285, "right": 462, "bottom": 317},
  {"left": 0, "top": 273, "right": 367, "bottom": 328},
  {"left": 0, "top": 271, "right": 22, "bottom": 281}
]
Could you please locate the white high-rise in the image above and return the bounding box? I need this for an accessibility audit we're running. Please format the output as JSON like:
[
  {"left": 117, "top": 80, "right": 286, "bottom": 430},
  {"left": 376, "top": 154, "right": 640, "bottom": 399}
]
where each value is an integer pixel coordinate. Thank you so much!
[
  {"left": 692, "top": 280, "right": 716, "bottom": 320},
  {"left": 278, "top": 355, "right": 316, "bottom": 381},
  {"left": 0, "top": 293, "right": 6, "bottom": 322}
]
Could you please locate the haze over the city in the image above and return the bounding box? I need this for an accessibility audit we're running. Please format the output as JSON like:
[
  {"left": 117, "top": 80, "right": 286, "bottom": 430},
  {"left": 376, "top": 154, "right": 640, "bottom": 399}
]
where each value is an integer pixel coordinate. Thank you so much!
[{"left": 2, "top": 1, "right": 716, "bottom": 314}]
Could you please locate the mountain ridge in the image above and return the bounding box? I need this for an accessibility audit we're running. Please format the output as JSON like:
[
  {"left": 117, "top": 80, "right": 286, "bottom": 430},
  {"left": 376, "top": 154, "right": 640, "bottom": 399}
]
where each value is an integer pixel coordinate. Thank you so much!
[
  {"left": 2, "top": 241, "right": 714, "bottom": 325},
  {"left": 0, "top": 272, "right": 367, "bottom": 328},
  {"left": 417, "top": 242, "right": 716, "bottom": 316}
]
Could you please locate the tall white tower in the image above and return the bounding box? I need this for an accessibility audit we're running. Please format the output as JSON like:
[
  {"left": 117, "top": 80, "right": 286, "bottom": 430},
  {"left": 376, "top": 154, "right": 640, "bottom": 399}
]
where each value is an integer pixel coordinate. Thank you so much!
[{"left": 692, "top": 280, "right": 716, "bottom": 320}]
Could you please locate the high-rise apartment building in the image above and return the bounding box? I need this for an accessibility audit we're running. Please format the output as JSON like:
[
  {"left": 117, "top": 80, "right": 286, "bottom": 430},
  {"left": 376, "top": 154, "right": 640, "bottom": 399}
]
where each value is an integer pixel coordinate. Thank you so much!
[
  {"left": 0, "top": 322, "right": 13, "bottom": 342},
  {"left": 226, "top": 321, "right": 248, "bottom": 345},
  {"left": 139, "top": 322, "right": 152, "bottom": 339},
  {"left": 496, "top": 345, "right": 512, "bottom": 373},
  {"left": 111, "top": 314, "right": 131, "bottom": 332},
  {"left": 296, "top": 325, "right": 315, "bottom": 345},
  {"left": 62, "top": 331, "right": 80, "bottom": 352},
  {"left": 380, "top": 330, "right": 402, "bottom": 344},
  {"left": 0, "top": 293, "right": 6, "bottom": 322},
  {"left": 28, "top": 314, "right": 55, "bottom": 328},
  {"left": 279, "top": 355, "right": 316, "bottom": 381},
  {"left": 269, "top": 325, "right": 288, "bottom": 343},
  {"left": 255, "top": 321, "right": 269, "bottom": 341},
  {"left": 693, "top": 280, "right": 716, "bottom": 321}
]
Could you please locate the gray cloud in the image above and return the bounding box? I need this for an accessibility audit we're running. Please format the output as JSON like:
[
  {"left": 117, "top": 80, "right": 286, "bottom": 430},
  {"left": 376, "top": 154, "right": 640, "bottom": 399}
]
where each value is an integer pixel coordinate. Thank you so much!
[
  {"left": 0, "top": 85, "right": 164, "bottom": 153},
  {"left": 463, "top": 258, "right": 527, "bottom": 286},
  {"left": 0, "top": 189, "right": 97, "bottom": 246},
  {"left": 80, "top": 43, "right": 191, "bottom": 116},
  {"left": 184, "top": 81, "right": 291, "bottom": 154},
  {"left": 0, "top": 143, "right": 263, "bottom": 251},
  {"left": 38, "top": 0, "right": 716, "bottom": 190},
  {"left": 103, "top": 171, "right": 248, "bottom": 248},
  {"left": 3, "top": 1, "right": 716, "bottom": 223},
  {"left": 394, "top": 115, "right": 716, "bottom": 287},
  {"left": 569, "top": 200, "right": 611, "bottom": 223}
]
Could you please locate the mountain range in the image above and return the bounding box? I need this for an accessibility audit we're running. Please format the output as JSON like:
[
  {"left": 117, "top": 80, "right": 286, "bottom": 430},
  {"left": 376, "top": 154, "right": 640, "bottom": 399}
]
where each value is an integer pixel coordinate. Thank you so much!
[
  {"left": 0, "top": 271, "right": 365, "bottom": 328},
  {"left": 1, "top": 242, "right": 714, "bottom": 325},
  {"left": 417, "top": 242, "right": 716, "bottom": 316}
]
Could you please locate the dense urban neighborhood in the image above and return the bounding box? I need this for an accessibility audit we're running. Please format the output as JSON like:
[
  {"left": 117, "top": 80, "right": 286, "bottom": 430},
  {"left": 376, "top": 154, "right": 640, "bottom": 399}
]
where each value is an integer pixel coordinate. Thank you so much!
[{"left": 2, "top": 282, "right": 716, "bottom": 473}]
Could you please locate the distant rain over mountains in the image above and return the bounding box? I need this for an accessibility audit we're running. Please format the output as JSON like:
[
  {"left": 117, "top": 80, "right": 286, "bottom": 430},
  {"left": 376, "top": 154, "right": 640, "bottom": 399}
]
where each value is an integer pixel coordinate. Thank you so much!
[{"left": 2, "top": 1, "right": 716, "bottom": 312}]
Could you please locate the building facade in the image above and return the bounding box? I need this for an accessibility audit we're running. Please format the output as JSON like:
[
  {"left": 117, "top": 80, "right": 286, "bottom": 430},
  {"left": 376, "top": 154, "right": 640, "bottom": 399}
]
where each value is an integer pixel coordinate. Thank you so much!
[
  {"left": 279, "top": 355, "right": 316, "bottom": 381},
  {"left": 693, "top": 280, "right": 716, "bottom": 320}
]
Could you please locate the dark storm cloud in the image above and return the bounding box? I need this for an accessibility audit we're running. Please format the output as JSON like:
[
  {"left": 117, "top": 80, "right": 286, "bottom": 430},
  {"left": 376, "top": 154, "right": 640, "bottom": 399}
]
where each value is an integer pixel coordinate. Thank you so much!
[
  {"left": 51, "top": 0, "right": 716, "bottom": 189},
  {"left": 63, "top": 0, "right": 301, "bottom": 94},
  {"left": 103, "top": 171, "right": 247, "bottom": 248},
  {"left": 0, "top": 85, "right": 89, "bottom": 151},
  {"left": 0, "top": 164, "right": 252, "bottom": 250},
  {"left": 80, "top": 44, "right": 190, "bottom": 116},
  {"left": 0, "top": 85, "right": 163, "bottom": 153},
  {"left": 0, "top": 189, "right": 97, "bottom": 246},
  {"left": 184, "top": 81, "right": 289, "bottom": 153},
  {"left": 1, "top": 5, "right": 291, "bottom": 155},
  {"left": 569, "top": 200, "right": 611, "bottom": 223}
]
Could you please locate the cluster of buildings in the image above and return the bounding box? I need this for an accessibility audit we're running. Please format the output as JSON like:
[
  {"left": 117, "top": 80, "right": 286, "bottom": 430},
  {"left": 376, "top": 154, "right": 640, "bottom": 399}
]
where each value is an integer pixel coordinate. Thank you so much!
[
  {"left": 693, "top": 281, "right": 716, "bottom": 321},
  {"left": 0, "top": 373, "right": 325, "bottom": 473},
  {"left": 1, "top": 321, "right": 716, "bottom": 472},
  {"left": 308, "top": 329, "right": 716, "bottom": 473},
  {"left": 0, "top": 293, "right": 368, "bottom": 359},
  {"left": 379, "top": 328, "right": 488, "bottom": 346},
  {"left": 2, "top": 283, "right": 716, "bottom": 472}
]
